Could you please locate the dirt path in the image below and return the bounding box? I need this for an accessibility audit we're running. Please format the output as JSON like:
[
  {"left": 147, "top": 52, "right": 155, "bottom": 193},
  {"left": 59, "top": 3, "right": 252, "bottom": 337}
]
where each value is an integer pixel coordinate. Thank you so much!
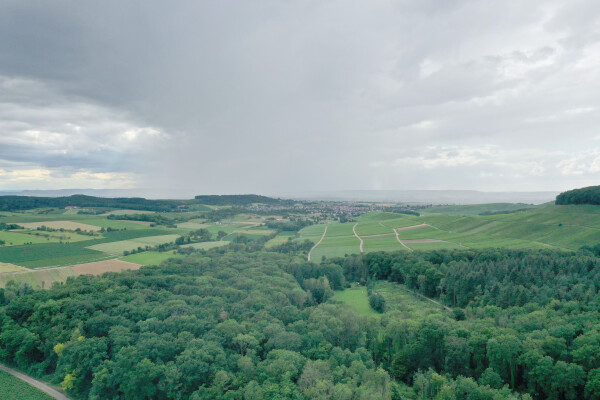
[
  {"left": 307, "top": 226, "right": 328, "bottom": 261},
  {"left": 393, "top": 228, "right": 413, "bottom": 251},
  {"left": 352, "top": 223, "right": 364, "bottom": 252},
  {"left": 0, "top": 364, "right": 72, "bottom": 400}
]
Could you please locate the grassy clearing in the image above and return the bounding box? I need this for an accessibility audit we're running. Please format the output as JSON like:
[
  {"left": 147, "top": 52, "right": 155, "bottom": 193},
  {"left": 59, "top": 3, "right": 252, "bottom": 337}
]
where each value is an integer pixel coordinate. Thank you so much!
[
  {"left": 333, "top": 286, "right": 379, "bottom": 317},
  {"left": 119, "top": 251, "right": 183, "bottom": 265},
  {"left": 373, "top": 281, "right": 447, "bottom": 320},
  {"left": 0, "top": 370, "right": 54, "bottom": 400}
]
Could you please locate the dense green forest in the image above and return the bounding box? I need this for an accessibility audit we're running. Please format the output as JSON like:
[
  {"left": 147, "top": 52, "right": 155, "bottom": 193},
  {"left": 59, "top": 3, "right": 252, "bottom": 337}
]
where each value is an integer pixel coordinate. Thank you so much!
[
  {"left": 0, "top": 194, "right": 286, "bottom": 212},
  {"left": 556, "top": 186, "right": 600, "bottom": 205},
  {"left": 2, "top": 243, "right": 600, "bottom": 399}
]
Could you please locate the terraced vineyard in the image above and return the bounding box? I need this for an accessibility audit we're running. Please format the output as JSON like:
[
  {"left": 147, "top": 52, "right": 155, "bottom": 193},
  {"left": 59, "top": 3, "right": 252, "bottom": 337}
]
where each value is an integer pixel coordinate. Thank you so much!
[{"left": 300, "top": 204, "right": 600, "bottom": 261}]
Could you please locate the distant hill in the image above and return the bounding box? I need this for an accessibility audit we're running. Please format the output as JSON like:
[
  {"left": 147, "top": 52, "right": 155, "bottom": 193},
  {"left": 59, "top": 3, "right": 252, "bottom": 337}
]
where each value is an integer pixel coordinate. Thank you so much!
[
  {"left": 556, "top": 186, "right": 600, "bottom": 205},
  {"left": 194, "top": 194, "right": 290, "bottom": 206},
  {"left": 0, "top": 195, "right": 183, "bottom": 212}
]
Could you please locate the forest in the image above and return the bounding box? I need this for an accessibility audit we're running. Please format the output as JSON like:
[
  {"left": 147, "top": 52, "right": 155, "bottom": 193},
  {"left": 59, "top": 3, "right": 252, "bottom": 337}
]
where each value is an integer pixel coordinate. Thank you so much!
[
  {"left": 556, "top": 186, "right": 600, "bottom": 205},
  {"left": 1, "top": 242, "right": 600, "bottom": 399}
]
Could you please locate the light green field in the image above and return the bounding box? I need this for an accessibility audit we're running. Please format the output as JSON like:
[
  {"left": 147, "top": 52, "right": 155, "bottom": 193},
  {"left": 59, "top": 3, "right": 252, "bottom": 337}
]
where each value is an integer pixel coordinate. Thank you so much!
[
  {"left": 0, "top": 370, "right": 54, "bottom": 400},
  {"left": 119, "top": 251, "right": 183, "bottom": 266},
  {"left": 180, "top": 241, "right": 229, "bottom": 250},
  {"left": 298, "top": 224, "right": 328, "bottom": 242},
  {"left": 363, "top": 236, "right": 407, "bottom": 252},
  {"left": 310, "top": 236, "right": 360, "bottom": 261},
  {"left": 0, "top": 231, "right": 59, "bottom": 246},
  {"left": 87, "top": 234, "right": 180, "bottom": 255},
  {"left": 423, "top": 203, "right": 535, "bottom": 216},
  {"left": 354, "top": 221, "right": 394, "bottom": 236},
  {"left": 103, "top": 209, "right": 155, "bottom": 215},
  {"left": 333, "top": 286, "right": 379, "bottom": 317},
  {"left": 265, "top": 232, "right": 296, "bottom": 247}
]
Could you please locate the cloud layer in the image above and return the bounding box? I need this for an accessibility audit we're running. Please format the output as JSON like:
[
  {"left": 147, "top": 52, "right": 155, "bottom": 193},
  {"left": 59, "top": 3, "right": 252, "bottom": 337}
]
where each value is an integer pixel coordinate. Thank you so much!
[{"left": 1, "top": 1, "right": 599, "bottom": 195}]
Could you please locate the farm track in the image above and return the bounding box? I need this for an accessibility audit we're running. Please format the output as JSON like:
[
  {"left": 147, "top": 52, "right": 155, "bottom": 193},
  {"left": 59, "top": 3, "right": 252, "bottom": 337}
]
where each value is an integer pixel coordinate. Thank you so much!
[
  {"left": 393, "top": 228, "right": 413, "bottom": 251},
  {"left": 307, "top": 226, "right": 328, "bottom": 261},
  {"left": 352, "top": 223, "right": 364, "bottom": 252},
  {"left": 0, "top": 364, "right": 72, "bottom": 400}
]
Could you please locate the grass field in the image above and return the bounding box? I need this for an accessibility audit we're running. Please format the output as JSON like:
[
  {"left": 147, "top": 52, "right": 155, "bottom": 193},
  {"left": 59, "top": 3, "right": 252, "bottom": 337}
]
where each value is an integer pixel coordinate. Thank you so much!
[
  {"left": 333, "top": 286, "right": 379, "bottom": 317},
  {"left": 119, "top": 251, "right": 183, "bottom": 265},
  {"left": 0, "top": 370, "right": 54, "bottom": 400},
  {"left": 0, "top": 262, "right": 27, "bottom": 273},
  {"left": 373, "top": 281, "right": 447, "bottom": 319},
  {"left": 363, "top": 235, "right": 407, "bottom": 252},
  {"left": 0, "top": 231, "right": 61, "bottom": 246},
  {"left": 423, "top": 203, "right": 536, "bottom": 216}
]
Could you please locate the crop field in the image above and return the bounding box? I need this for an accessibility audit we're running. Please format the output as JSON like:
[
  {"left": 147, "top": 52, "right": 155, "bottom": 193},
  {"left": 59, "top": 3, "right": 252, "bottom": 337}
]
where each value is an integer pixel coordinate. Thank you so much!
[
  {"left": 87, "top": 234, "right": 180, "bottom": 255},
  {"left": 310, "top": 236, "right": 360, "bottom": 260},
  {"left": 102, "top": 209, "right": 155, "bottom": 215},
  {"left": 0, "top": 370, "right": 54, "bottom": 400},
  {"left": 0, "top": 259, "right": 142, "bottom": 289},
  {"left": 298, "top": 224, "right": 328, "bottom": 242},
  {"left": 77, "top": 218, "right": 148, "bottom": 230},
  {"left": 333, "top": 285, "right": 378, "bottom": 317},
  {"left": 177, "top": 222, "right": 209, "bottom": 229},
  {"left": 17, "top": 220, "right": 102, "bottom": 231},
  {"left": 423, "top": 203, "right": 536, "bottom": 216},
  {"left": 120, "top": 251, "right": 184, "bottom": 265},
  {"left": 265, "top": 231, "right": 296, "bottom": 247}
]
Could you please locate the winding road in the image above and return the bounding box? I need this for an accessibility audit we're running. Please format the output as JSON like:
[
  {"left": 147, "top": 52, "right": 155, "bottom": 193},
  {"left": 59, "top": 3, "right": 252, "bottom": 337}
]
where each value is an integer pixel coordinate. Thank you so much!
[
  {"left": 0, "top": 364, "right": 72, "bottom": 400},
  {"left": 393, "top": 228, "right": 413, "bottom": 251},
  {"left": 352, "top": 223, "right": 364, "bottom": 252},
  {"left": 307, "top": 225, "right": 328, "bottom": 261}
]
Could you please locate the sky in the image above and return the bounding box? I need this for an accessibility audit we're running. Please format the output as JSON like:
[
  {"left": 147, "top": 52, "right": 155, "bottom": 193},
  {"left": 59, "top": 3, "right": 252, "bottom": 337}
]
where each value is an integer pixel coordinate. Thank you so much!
[{"left": 0, "top": 0, "right": 599, "bottom": 197}]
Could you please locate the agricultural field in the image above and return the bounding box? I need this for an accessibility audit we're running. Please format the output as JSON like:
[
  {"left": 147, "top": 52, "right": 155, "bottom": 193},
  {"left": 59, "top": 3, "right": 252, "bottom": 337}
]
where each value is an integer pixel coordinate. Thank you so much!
[
  {"left": 0, "top": 370, "right": 54, "bottom": 400},
  {"left": 17, "top": 220, "right": 102, "bottom": 231},
  {"left": 87, "top": 234, "right": 180, "bottom": 255},
  {"left": 0, "top": 259, "right": 142, "bottom": 289},
  {"left": 302, "top": 204, "right": 600, "bottom": 261},
  {"left": 180, "top": 241, "right": 229, "bottom": 250}
]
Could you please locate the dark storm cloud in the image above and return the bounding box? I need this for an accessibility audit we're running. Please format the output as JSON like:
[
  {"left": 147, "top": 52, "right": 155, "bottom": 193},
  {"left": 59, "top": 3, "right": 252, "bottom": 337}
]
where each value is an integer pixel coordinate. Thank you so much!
[{"left": 1, "top": 0, "right": 599, "bottom": 194}]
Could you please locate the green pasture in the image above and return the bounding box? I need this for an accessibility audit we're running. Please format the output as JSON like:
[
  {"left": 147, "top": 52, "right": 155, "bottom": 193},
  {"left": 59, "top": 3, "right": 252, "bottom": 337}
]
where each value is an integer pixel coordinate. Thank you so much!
[
  {"left": 119, "top": 251, "right": 183, "bottom": 266},
  {"left": 363, "top": 236, "right": 407, "bottom": 253}
]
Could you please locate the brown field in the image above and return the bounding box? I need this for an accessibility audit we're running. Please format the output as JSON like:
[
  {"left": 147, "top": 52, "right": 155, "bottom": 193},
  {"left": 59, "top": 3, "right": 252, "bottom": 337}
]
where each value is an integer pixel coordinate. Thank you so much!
[
  {"left": 0, "top": 259, "right": 142, "bottom": 289},
  {"left": 18, "top": 221, "right": 102, "bottom": 232},
  {"left": 0, "top": 262, "right": 28, "bottom": 273},
  {"left": 70, "top": 259, "right": 142, "bottom": 274},
  {"left": 401, "top": 239, "right": 445, "bottom": 243}
]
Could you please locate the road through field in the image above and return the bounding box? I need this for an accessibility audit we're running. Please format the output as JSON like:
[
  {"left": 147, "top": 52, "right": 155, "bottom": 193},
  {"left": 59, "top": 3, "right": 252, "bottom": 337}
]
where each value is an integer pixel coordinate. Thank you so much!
[
  {"left": 393, "top": 228, "right": 413, "bottom": 251},
  {"left": 0, "top": 364, "right": 72, "bottom": 400},
  {"left": 353, "top": 223, "right": 364, "bottom": 252},
  {"left": 307, "top": 226, "right": 328, "bottom": 261}
]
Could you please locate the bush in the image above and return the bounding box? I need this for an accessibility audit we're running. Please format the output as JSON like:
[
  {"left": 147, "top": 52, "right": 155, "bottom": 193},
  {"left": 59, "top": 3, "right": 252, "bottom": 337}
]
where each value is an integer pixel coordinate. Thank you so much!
[{"left": 369, "top": 292, "right": 386, "bottom": 313}]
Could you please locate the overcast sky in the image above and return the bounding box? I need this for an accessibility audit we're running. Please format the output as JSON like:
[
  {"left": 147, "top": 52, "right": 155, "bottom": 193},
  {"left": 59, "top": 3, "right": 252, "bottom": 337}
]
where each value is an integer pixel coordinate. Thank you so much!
[{"left": 1, "top": 0, "right": 599, "bottom": 196}]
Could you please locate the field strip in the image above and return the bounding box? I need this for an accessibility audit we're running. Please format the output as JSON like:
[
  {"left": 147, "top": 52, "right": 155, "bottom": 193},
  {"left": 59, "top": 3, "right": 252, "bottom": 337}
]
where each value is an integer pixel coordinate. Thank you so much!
[
  {"left": 393, "top": 228, "right": 413, "bottom": 251},
  {"left": 395, "top": 223, "right": 429, "bottom": 231},
  {"left": 0, "top": 364, "right": 72, "bottom": 400},
  {"left": 353, "top": 223, "right": 364, "bottom": 253},
  {"left": 360, "top": 233, "right": 395, "bottom": 238},
  {"left": 308, "top": 225, "right": 328, "bottom": 261}
]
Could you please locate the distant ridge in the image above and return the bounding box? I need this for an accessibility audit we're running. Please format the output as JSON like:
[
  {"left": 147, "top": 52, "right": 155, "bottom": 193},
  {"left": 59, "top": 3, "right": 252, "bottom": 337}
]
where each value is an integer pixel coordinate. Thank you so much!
[{"left": 287, "top": 190, "right": 558, "bottom": 205}]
